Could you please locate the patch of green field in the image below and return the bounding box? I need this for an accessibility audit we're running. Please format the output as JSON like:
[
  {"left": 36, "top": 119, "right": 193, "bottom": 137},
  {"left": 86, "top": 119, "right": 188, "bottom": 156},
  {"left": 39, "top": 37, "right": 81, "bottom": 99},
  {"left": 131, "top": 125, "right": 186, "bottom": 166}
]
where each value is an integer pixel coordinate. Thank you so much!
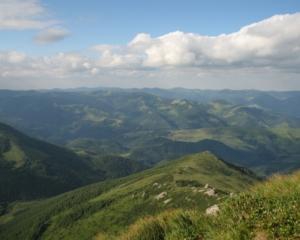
[
  {"left": 270, "top": 125, "right": 300, "bottom": 140},
  {"left": 3, "top": 141, "right": 26, "bottom": 168},
  {"left": 168, "top": 128, "right": 252, "bottom": 150}
]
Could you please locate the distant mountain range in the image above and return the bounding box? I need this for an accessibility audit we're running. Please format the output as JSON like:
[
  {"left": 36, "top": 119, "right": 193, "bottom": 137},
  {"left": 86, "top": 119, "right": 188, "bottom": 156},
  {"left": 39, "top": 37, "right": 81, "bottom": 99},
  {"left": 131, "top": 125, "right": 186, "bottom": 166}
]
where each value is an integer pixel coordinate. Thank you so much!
[
  {"left": 0, "top": 88, "right": 299, "bottom": 176},
  {"left": 131, "top": 88, "right": 300, "bottom": 118},
  {"left": 43, "top": 87, "right": 300, "bottom": 117}
]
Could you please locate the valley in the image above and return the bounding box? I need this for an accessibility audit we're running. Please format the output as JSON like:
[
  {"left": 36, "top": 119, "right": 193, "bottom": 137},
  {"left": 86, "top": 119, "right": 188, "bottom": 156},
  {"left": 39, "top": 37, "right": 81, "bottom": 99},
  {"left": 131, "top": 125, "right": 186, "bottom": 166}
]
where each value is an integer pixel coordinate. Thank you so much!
[{"left": 0, "top": 88, "right": 299, "bottom": 240}]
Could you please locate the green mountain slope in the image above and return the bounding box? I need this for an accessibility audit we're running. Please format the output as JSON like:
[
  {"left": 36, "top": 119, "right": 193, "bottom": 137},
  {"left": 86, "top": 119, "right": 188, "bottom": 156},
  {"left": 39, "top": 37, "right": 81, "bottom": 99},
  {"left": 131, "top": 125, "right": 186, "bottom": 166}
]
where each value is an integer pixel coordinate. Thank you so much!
[
  {"left": 0, "top": 122, "right": 148, "bottom": 203},
  {"left": 120, "top": 170, "right": 300, "bottom": 240},
  {"left": 0, "top": 122, "right": 104, "bottom": 202},
  {"left": 0, "top": 152, "right": 258, "bottom": 240}
]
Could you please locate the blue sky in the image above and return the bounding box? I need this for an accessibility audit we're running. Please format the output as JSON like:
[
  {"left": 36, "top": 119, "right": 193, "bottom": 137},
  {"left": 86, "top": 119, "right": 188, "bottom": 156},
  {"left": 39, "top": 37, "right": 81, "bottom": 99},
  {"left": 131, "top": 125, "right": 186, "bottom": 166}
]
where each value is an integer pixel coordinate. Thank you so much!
[
  {"left": 2, "top": 0, "right": 300, "bottom": 54},
  {"left": 0, "top": 0, "right": 300, "bottom": 90}
]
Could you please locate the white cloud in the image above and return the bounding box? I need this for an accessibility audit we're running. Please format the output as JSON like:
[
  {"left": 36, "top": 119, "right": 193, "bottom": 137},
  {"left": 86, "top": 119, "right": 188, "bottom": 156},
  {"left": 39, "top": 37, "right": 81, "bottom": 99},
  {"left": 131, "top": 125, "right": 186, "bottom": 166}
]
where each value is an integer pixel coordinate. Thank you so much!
[
  {"left": 0, "top": 51, "right": 96, "bottom": 80},
  {"left": 0, "top": 0, "right": 56, "bottom": 30},
  {"left": 34, "top": 27, "right": 70, "bottom": 44},
  {"left": 0, "top": 13, "right": 300, "bottom": 90},
  {"left": 93, "top": 13, "right": 300, "bottom": 71},
  {"left": 1, "top": 51, "right": 26, "bottom": 63},
  {"left": 0, "top": 0, "right": 71, "bottom": 44}
]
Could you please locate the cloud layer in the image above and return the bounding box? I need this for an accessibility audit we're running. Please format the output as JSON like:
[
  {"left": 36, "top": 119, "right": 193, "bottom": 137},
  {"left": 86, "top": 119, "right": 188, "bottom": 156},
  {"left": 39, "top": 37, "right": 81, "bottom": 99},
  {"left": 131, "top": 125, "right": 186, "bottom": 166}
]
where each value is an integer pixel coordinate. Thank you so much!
[
  {"left": 94, "top": 13, "right": 300, "bottom": 71},
  {"left": 0, "top": 13, "right": 300, "bottom": 89}
]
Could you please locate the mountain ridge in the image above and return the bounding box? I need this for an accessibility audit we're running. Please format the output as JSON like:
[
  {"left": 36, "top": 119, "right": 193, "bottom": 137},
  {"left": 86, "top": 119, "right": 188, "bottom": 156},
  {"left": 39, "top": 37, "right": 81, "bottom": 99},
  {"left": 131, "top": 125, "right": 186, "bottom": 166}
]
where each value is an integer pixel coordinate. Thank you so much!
[{"left": 0, "top": 151, "right": 258, "bottom": 240}]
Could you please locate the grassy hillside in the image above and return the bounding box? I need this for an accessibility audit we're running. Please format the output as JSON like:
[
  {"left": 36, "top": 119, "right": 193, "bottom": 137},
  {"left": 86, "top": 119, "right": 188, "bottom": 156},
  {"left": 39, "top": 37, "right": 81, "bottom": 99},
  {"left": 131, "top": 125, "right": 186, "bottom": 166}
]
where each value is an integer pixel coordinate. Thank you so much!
[
  {"left": 0, "top": 122, "right": 105, "bottom": 202},
  {"left": 119, "top": 170, "right": 300, "bottom": 240},
  {"left": 0, "top": 122, "right": 149, "bottom": 203},
  {"left": 0, "top": 152, "right": 257, "bottom": 240}
]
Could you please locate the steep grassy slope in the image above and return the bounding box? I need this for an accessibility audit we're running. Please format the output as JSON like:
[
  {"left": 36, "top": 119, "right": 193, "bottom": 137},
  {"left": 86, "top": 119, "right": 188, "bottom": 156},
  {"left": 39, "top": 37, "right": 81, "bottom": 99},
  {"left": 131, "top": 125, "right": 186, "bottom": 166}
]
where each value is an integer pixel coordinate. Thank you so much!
[
  {"left": 0, "top": 122, "right": 104, "bottom": 202},
  {"left": 120, "top": 170, "right": 300, "bottom": 240},
  {"left": 0, "top": 152, "right": 257, "bottom": 240},
  {"left": 0, "top": 122, "right": 148, "bottom": 203}
]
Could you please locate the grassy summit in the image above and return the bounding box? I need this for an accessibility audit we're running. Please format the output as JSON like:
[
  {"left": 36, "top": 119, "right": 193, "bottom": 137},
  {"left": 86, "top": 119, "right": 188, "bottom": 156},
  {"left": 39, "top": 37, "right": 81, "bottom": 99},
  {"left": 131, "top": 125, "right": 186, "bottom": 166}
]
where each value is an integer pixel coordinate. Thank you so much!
[
  {"left": 0, "top": 152, "right": 257, "bottom": 240},
  {"left": 120, "top": 171, "right": 300, "bottom": 240}
]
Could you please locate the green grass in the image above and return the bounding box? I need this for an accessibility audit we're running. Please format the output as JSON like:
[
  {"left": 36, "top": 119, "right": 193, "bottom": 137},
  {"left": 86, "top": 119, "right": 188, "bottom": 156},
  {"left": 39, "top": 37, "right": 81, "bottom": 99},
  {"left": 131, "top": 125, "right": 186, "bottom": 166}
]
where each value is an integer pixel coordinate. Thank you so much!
[
  {"left": 0, "top": 152, "right": 257, "bottom": 240},
  {"left": 117, "top": 171, "right": 300, "bottom": 240}
]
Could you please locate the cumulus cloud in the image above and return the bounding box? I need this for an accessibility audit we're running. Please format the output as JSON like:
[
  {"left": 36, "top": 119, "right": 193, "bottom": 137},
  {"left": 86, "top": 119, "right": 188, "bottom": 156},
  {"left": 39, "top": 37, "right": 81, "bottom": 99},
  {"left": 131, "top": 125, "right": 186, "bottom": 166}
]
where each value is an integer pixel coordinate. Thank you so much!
[
  {"left": 34, "top": 27, "right": 70, "bottom": 44},
  {"left": 0, "top": 0, "right": 56, "bottom": 30},
  {"left": 0, "top": 13, "right": 300, "bottom": 90},
  {"left": 93, "top": 13, "right": 300, "bottom": 71}
]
